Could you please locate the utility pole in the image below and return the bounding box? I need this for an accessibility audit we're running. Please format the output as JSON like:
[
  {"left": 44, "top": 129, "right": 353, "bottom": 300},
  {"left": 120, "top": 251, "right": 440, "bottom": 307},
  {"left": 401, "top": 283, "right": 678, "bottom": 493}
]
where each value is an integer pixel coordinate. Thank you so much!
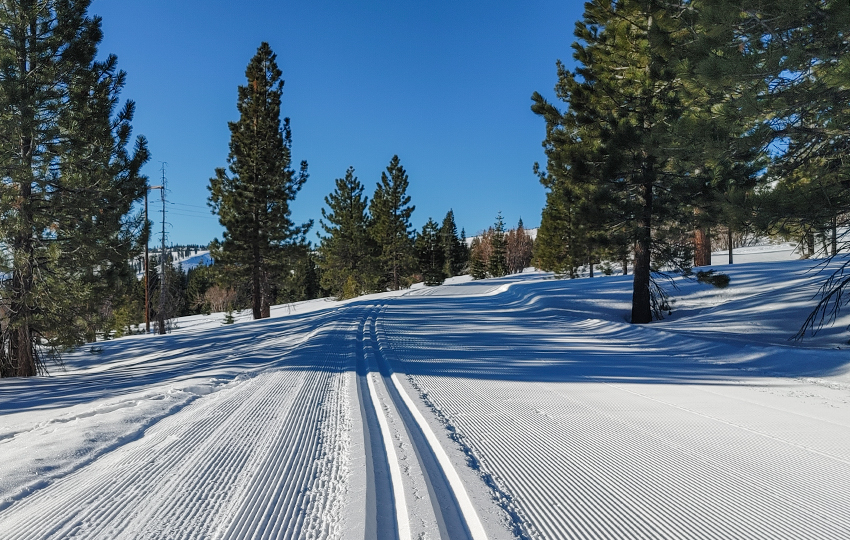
[
  {"left": 144, "top": 181, "right": 164, "bottom": 334},
  {"left": 158, "top": 163, "right": 168, "bottom": 335}
]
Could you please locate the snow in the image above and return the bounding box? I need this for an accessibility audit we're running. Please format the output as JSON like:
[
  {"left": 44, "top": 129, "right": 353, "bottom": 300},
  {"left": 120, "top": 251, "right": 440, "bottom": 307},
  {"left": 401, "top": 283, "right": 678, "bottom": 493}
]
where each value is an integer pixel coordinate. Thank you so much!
[
  {"left": 2, "top": 257, "right": 850, "bottom": 539},
  {"left": 178, "top": 250, "right": 213, "bottom": 271},
  {"left": 710, "top": 242, "right": 802, "bottom": 264}
]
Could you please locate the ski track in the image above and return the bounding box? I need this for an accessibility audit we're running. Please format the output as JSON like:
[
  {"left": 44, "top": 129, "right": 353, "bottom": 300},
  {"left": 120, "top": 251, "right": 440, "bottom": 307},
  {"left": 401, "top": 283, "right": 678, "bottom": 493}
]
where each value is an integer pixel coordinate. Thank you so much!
[
  {"left": 4, "top": 263, "right": 850, "bottom": 539},
  {"left": 380, "top": 296, "right": 850, "bottom": 540},
  {"left": 358, "top": 304, "right": 485, "bottom": 540},
  {"left": 0, "top": 317, "right": 355, "bottom": 540}
]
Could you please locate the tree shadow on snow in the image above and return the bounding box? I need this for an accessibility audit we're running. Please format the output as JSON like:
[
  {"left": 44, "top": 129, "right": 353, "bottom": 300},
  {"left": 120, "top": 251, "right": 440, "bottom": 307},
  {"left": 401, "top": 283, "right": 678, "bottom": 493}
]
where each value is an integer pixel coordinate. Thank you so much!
[{"left": 377, "top": 285, "right": 850, "bottom": 387}]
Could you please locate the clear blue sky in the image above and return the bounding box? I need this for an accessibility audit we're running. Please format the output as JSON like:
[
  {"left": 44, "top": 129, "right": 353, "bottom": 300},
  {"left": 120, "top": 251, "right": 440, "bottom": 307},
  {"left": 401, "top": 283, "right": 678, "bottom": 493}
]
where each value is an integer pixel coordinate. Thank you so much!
[{"left": 90, "top": 0, "right": 583, "bottom": 246}]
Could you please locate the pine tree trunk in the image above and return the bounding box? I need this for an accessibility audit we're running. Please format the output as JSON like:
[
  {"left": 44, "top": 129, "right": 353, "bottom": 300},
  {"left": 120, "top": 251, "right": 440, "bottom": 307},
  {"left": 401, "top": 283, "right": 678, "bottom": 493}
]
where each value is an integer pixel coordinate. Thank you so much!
[
  {"left": 261, "top": 270, "right": 271, "bottom": 318},
  {"left": 694, "top": 225, "right": 711, "bottom": 266},
  {"left": 9, "top": 265, "right": 37, "bottom": 377},
  {"left": 728, "top": 227, "right": 733, "bottom": 264},
  {"left": 7, "top": 128, "right": 38, "bottom": 375},
  {"left": 252, "top": 239, "right": 262, "bottom": 320},
  {"left": 631, "top": 179, "right": 653, "bottom": 325},
  {"left": 832, "top": 217, "right": 838, "bottom": 256},
  {"left": 622, "top": 257, "right": 628, "bottom": 276}
]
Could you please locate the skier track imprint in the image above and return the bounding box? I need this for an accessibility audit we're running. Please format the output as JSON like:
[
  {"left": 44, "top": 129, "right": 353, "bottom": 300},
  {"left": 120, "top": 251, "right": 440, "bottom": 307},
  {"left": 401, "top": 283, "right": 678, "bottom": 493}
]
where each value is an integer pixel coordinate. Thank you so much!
[
  {"left": 365, "top": 304, "right": 488, "bottom": 540},
  {"left": 355, "top": 307, "right": 403, "bottom": 540}
]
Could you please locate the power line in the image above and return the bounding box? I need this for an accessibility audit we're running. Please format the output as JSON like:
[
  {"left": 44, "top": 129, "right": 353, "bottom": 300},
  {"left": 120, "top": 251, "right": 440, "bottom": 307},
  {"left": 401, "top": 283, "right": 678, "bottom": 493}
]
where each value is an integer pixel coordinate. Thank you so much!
[{"left": 170, "top": 201, "right": 211, "bottom": 210}]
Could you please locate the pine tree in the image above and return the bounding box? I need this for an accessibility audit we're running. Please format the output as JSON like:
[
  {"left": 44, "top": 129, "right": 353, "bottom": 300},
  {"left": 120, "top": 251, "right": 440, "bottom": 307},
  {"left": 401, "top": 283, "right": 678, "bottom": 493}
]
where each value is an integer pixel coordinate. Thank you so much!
[
  {"left": 369, "top": 155, "right": 415, "bottom": 290},
  {"left": 208, "top": 42, "right": 311, "bottom": 320},
  {"left": 459, "top": 228, "right": 470, "bottom": 270},
  {"left": 535, "top": 0, "right": 694, "bottom": 323},
  {"left": 488, "top": 213, "right": 508, "bottom": 278},
  {"left": 506, "top": 218, "right": 534, "bottom": 274},
  {"left": 318, "top": 167, "right": 378, "bottom": 298},
  {"left": 187, "top": 262, "right": 216, "bottom": 315},
  {"left": 416, "top": 218, "right": 446, "bottom": 286},
  {"left": 275, "top": 242, "right": 325, "bottom": 303},
  {"left": 0, "top": 0, "right": 150, "bottom": 377},
  {"left": 439, "top": 210, "right": 466, "bottom": 277},
  {"left": 534, "top": 181, "right": 575, "bottom": 277},
  {"left": 468, "top": 238, "right": 487, "bottom": 280},
  {"left": 532, "top": 89, "right": 617, "bottom": 280}
]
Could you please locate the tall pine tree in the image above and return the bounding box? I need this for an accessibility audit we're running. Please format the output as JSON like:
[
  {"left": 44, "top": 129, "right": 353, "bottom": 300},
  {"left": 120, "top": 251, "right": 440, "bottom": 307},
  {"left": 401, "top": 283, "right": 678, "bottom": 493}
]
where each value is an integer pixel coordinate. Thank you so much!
[
  {"left": 535, "top": 0, "right": 693, "bottom": 323},
  {"left": 369, "top": 155, "right": 415, "bottom": 290},
  {"left": 318, "top": 167, "right": 378, "bottom": 299},
  {"left": 0, "top": 0, "right": 150, "bottom": 377},
  {"left": 488, "top": 213, "right": 508, "bottom": 278},
  {"left": 439, "top": 209, "right": 466, "bottom": 277},
  {"left": 416, "top": 217, "right": 446, "bottom": 286},
  {"left": 208, "top": 42, "right": 310, "bottom": 320}
]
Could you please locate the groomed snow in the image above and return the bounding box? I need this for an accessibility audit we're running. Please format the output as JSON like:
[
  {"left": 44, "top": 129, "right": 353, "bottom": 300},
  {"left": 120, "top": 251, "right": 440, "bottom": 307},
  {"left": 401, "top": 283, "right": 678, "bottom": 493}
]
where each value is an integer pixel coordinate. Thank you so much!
[{"left": 2, "top": 257, "right": 850, "bottom": 539}]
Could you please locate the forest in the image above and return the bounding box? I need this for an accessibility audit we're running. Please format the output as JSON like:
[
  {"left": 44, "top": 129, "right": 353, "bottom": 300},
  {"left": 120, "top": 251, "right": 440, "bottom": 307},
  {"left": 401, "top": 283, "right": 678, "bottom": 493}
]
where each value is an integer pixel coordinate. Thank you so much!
[{"left": 1, "top": 0, "right": 848, "bottom": 377}]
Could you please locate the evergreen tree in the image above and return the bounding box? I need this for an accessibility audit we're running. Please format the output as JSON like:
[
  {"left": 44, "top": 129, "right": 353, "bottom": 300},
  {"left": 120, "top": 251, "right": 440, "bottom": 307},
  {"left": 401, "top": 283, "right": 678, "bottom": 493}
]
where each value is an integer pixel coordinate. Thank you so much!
[
  {"left": 439, "top": 210, "right": 466, "bottom": 277},
  {"left": 488, "top": 213, "right": 508, "bottom": 278},
  {"left": 208, "top": 42, "right": 311, "bottom": 320},
  {"left": 459, "top": 228, "right": 470, "bottom": 270},
  {"left": 187, "top": 262, "right": 216, "bottom": 315},
  {"left": 275, "top": 242, "right": 326, "bottom": 303},
  {"left": 506, "top": 218, "right": 534, "bottom": 274},
  {"left": 369, "top": 155, "right": 415, "bottom": 290},
  {"left": 416, "top": 218, "right": 446, "bottom": 286},
  {"left": 0, "top": 0, "right": 150, "bottom": 377},
  {"left": 534, "top": 0, "right": 693, "bottom": 323},
  {"left": 532, "top": 90, "right": 619, "bottom": 280},
  {"left": 111, "top": 267, "right": 146, "bottom": 338},
  {"left": 534, "top": 184, "right": 574, "bottom": 277},
  {"left": 469, "top": 238, "right": 487, "bottom": 280},
  {"left": 318, "top": 167, "right": 378, "bottom": 298}
]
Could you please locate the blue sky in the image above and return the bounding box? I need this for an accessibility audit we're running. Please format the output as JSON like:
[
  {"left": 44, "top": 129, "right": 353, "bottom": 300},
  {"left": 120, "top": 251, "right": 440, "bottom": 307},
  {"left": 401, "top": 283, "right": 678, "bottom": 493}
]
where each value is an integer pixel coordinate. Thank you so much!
[{"left": 90, "top": 0, "right": 583, "bottom": 246}]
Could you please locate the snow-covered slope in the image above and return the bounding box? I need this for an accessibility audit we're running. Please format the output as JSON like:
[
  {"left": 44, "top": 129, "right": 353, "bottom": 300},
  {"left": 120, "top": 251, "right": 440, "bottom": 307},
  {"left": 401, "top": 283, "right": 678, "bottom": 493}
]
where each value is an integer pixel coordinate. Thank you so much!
[{"left": 2, "top": 257, "right": 850, "bottom": 539}]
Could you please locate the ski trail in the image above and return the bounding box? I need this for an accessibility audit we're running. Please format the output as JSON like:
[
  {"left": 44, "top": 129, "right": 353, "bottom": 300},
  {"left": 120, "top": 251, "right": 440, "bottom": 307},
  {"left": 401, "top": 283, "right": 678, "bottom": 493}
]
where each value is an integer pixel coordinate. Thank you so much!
[
  {"left": 355, "top": 307, "right": 402, "bottom": 540},
  {"left": 368, "top": 306, "right": 487, "bottom": 540},
  {"left": 0, "top": 318, "right": 354, "bottom": 540}
]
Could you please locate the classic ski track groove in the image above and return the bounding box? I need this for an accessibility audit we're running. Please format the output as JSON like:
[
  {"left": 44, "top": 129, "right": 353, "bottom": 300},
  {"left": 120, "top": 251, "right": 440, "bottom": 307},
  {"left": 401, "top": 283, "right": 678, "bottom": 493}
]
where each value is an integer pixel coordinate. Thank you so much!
[
  {"left": 355, "top": 306, "right": 409, "bottom": 540},
  {"left": 0, "top": 317, "right": 354, "bottom": 540},
  {"left": 368, "top": 304, "right": 486, "bottom": 540}
]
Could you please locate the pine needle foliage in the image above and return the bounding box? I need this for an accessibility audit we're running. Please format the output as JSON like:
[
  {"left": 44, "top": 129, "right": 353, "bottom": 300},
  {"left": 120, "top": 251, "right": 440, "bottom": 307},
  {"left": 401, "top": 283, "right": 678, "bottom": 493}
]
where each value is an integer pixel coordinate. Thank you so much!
[
  {"left": 0, "top": 0, "right": 150, "bottom": 377},
  {"left": 416, "top": 217, "right": 446, "bottom": 286},
  {"left": 208, "top": 42, "right": 311, "bottom": 320},
  {"left": 488, "top": 212, "right": 508, "bottom": 278},
  {"left": 318, "top": 167, "right": 379, "bottom": 299},
  {"left": 369, "top": 155, "right": 415, "bottom": 291},
  {"left": 439, "top": 210, "right": 466, "bottom": 277}
]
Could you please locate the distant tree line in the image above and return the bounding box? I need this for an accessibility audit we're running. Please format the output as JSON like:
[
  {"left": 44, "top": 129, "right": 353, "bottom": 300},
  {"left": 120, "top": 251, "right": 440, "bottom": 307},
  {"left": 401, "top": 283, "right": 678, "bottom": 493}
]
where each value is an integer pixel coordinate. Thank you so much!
[
  {"left": 316, "top": 159, "right": 470, "bottom": 299},
  {"left": 532, "top": 0, "right": 850, "bottom": 323},
  {"left": 469, "top": 215, "right": 535, "bottom": 280}
]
